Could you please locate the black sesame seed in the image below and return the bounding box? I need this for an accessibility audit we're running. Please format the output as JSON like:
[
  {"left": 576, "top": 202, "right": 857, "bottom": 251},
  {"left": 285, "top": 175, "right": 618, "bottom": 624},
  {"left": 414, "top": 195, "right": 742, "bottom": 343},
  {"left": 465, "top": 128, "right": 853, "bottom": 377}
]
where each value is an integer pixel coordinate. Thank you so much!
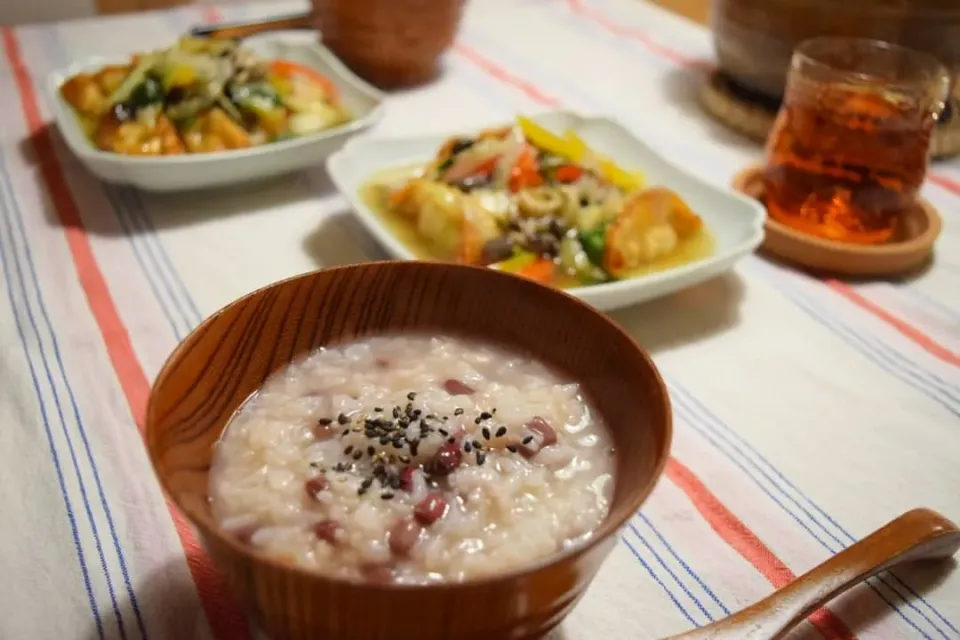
[
  {"left": 358, "top": 486, "right": 368, "bottom": 496},
  {"left": 381, "top": 492, "right": 395, "bottom": 500},
  {"left": 454, "top": 408, "right": 464, "bottom": 416},
  {"left": 476, "top": 451, "right": 486, "bottom": 465},
  {"left": 367, "top": 446, "right": 376, "bottom": 456},
  {"left": 318, "top": 417, "right": 333, "bottom": 426},
  {"left": 426, "top": 414, "right": 436, "bottom": 420},
  {"left": 392, "top": 440, "right": 405, "bottom": 449},
  {"left": 479, "top": 412, "right": 492, "bottom": 420},
  {"left": 438, "top": 428, "right": 449, "bottom": 437},
  {"left": 447, "top": 436, "right": 456, "bottom": 444},
  {"left": 410, "top": 441, "right": 420, "bottom": 457},
  {"left": 474, "top": 417, "right": 482, "bottom": 424},
  {"left": 482, "top": 427, "right": 491, "bottom": 440},
  {"left": 496, "top": 426, "right": 508, "bottom": 438},
  {"left": 492, "top": 408, "right": 497, "bottom": 414},
  {"left": 337, "top": 413, "right": 350, "bottom": 425},
  {"left": 344, "top": 445, "right": 354, "bottom": 455},
  {"left": 361, "top": 478, "right": 373, "bottom": 489},
  {"left": 374, "top": 407, "right": 383, "bottom": 412},
  {"left": 507, "top": 445, "right": 519, "bottom": 453},
  {"left": 407, "top": 392, "right": 416, "bottom": 401},
  {"left": 341, "top": 428, "right": 350, "bottom": 438},
  {"left": 352, "top": 450, "right": 363, "bottom": 460},
  {"left": 472, "top": 440, "right": 482, "bottom": 450},
  {"left": 365, "top": 429, "right": 378, "bottom": 439},
  {"left": 392, "top": 407, "right": 401, "bottom": 419},
  {"left": 522, "top": 435, "right": 534, "bottom": 444},
  {"left": 412, "top": 409, "right": 422, "bottom": 419},
  {"left": 379, "top": 436, "right": 392, "bottom": 445},
  {"left": 464, "top": 442, "right": 473, "bottom": 453}
]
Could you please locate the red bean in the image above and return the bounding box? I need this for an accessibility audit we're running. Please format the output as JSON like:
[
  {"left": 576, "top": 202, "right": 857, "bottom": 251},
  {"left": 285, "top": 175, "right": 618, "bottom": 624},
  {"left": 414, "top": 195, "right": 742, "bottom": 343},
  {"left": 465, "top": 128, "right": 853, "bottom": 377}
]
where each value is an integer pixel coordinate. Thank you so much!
[
  {"left": 527, "top": 417, "right": 557, "bottom": 447},
  {"left": 304, "top": 475, "right": 329, "bottom": 500},
  {"left": 414, "top": 493, "right": 449, "bottom": 526},
  {"left": 398, "top": 467, "right": 416, "bottom": 492},
  {"left": 427, "top": 441, "right": 462, "bottom": 476},
  {"left": 442, "top": 379, "right": 475, "bottom": 395},
  {"left": 360, "top": 562, "right": 395, "bottom": 584},
  {"left": 516, "top": 418, "right": 558, "bottom": 458},
  {"left": 312, "top": 423, "right": 337, "bottom": 440},
  {"left": 312, "top": 520, "right": 342, "bottom": 545},
  {"left": 388, "top": 517, "right": 423, "bottom": 556}
]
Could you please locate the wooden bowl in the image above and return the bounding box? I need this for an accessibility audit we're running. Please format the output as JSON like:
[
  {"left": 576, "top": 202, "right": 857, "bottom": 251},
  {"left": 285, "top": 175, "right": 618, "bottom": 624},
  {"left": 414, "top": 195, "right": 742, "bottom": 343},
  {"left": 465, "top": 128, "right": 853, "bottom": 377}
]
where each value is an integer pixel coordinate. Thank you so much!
[
  {"left": 310, "top": 0, "right": 465, "bottom": 89},
  {"left": 711, "top": 0, "right": 960, "bottom": 101},
  {"left": 732, "top": 165, "right": 942, "bottom": 276},
  {"left": 146, "top": 261, "right": 672, "bottom": 640}
]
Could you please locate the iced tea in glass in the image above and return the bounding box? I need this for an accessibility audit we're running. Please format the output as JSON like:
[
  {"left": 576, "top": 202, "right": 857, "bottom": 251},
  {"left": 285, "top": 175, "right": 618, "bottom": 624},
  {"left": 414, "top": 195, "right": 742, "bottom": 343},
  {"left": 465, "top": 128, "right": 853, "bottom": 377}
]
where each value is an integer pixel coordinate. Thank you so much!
[{"left": 763, "top": 37, "right": 949, "bottom": 245}]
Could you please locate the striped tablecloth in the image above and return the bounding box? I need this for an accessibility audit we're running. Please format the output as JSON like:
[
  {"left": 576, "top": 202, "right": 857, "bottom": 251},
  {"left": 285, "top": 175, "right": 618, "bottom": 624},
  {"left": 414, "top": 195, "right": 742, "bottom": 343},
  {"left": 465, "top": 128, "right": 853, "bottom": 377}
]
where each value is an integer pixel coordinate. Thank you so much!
[{"left": 2, "top": 1, "right": 958, "bottom": 638}]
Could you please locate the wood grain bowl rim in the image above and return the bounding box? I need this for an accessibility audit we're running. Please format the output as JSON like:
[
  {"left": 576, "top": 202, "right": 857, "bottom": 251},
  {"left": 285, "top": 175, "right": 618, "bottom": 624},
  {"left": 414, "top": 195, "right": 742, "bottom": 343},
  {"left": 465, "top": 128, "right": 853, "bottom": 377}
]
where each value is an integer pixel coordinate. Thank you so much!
[
  {"left": 146, "top": 260, "right": 673, "bottom": 592},
  {"left": 731, "top": 164, "right": 943, "bottom": 256}
]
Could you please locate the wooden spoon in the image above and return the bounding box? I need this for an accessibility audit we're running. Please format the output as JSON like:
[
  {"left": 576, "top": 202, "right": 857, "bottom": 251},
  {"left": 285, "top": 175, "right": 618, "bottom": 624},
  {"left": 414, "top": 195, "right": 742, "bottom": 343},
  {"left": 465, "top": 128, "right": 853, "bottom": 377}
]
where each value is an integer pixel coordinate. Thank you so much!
[{"left": 667, "top": 508, "right": 960, "bottom": 640}]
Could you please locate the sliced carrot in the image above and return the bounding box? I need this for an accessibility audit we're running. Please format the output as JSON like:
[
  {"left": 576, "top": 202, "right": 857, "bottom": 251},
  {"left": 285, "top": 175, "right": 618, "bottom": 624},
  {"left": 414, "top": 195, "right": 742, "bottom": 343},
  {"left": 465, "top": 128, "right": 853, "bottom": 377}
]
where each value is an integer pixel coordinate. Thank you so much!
[
  {"left": 555, "top": 165, "right": 582, "bottom": 183},
  {"left": 270, "top": 60, "right": 338, "bottom": 100},
  {"left": 473, "top": 155, "right": 500, "bottom": 177},
  {"left": 509, "top": 145, "right": 543, "bottom": 192},
  {"left": 516, "top": 258, "right": 556, "bottom": 285}
]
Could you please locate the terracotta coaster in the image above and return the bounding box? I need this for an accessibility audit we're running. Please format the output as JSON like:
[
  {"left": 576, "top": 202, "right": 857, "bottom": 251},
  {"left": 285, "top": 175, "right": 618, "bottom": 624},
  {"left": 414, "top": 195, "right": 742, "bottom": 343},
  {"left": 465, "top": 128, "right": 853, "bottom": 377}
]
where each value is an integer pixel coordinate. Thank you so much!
[
  {"left": 701, "top": 71, "right": 960, "bottom": 159},
  {"left": 731, "top": 165, "right": 942, "bottom": 277}
]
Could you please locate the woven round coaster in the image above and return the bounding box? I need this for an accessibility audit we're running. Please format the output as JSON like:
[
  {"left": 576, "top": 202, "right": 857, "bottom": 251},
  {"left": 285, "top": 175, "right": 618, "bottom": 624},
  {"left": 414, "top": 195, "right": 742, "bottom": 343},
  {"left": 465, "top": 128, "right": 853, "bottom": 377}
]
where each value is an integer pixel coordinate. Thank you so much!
[
  {"left": 701, "top": 71, "right": 960, "bottom": 159},
  {"left": 731, "top": 165, "right": 942, "bottom": 277}
]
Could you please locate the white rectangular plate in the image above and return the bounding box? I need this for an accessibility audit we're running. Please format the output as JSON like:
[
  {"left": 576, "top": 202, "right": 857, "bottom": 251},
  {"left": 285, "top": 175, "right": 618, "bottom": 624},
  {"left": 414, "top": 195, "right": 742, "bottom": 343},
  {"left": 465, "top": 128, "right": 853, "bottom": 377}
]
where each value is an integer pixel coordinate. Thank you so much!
[
  {"left": 48, "top": 31, "right": 385, "bottom": 192},
  {"left": 326, "top": 110, "right": 765, "bottom": 312}
]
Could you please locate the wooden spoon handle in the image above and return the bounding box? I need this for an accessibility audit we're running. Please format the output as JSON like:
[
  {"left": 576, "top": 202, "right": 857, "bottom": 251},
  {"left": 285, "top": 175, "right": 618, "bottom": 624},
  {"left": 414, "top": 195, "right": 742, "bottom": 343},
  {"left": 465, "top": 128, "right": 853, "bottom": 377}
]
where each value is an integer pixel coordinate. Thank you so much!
[
  {"left": 188, "top": 13, "right": 313, "bottom": 41},
  {"left": 668, "top": 508, "right": 960, "bottom": 640}
]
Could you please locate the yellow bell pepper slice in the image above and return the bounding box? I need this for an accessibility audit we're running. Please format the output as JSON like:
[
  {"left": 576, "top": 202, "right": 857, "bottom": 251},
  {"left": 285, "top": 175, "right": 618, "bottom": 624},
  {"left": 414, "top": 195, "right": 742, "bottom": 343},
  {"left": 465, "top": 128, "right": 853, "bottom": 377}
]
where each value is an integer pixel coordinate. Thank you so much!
[
  {"left": 517, "top": 116, "right": 646, "bottom": 192},
  {"left": 516, "top": 115, "right": 573, "bottom": 159},
  {"left": 564, "top": 130, "right": 644, "bottom": 192}
]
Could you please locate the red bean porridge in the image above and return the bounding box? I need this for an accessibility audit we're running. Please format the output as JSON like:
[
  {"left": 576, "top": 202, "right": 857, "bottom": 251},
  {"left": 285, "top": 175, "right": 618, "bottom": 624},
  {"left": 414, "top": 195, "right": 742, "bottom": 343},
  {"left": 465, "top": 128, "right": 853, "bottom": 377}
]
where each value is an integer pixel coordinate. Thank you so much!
[{"left": 210, "top": 334, "right": 615, "bottom": 584}]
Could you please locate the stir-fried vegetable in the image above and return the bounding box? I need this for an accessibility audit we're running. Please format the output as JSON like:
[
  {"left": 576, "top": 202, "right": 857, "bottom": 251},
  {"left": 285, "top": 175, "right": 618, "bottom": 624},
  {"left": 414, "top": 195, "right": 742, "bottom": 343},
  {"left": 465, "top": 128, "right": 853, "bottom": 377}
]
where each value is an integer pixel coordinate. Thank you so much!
[
  {"left": 60, "top": 37, "right": 352, "bottom": 156},
  {"left": 374, "top": 115, "right": 709, "bottom": 289}
]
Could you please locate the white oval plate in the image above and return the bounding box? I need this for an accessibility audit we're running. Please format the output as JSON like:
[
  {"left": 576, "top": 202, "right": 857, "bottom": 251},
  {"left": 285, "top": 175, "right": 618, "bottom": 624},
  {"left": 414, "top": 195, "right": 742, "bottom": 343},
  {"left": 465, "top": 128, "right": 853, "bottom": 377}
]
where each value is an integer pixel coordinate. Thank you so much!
[
  {"left": 326, "top": 110, "right": 766, "bottom": 312},
  {"left": 47, "top": 31, "right": 385, "bottom": 192}
]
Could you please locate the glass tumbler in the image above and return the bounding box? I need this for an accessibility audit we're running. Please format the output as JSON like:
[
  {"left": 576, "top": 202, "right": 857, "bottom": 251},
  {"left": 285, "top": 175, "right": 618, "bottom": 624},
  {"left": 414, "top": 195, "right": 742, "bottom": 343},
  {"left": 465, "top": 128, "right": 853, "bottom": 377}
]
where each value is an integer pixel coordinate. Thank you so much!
[{"left": 762, "top": 37, "right": 949, "bottom": 245}]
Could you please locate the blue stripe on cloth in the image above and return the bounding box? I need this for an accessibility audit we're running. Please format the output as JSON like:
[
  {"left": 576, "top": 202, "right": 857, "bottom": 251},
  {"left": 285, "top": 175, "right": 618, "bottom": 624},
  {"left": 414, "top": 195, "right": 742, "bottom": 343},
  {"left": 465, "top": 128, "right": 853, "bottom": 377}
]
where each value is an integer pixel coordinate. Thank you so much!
[
  {"left": 621, "top": 536, "right": 701, "bottom": 627},
  {"left": 625, "top": 521, "right": 717, "bottom": 622},
  {"left": 670, "top": 381, "right": 959, "bottom": 638},
  {"left": 0, "top": 163, "right": 105, "bottom": 640},
  {"left": 456, "top": 16, "right": 956, "bottom": 638},
  {"left": 12, "top": 27, "right": 151, "bottom": 640},
  {"left": 635, "top": 513, "right": 732, "bottom": 616},
  {"left": 668, "top": 385, "right": 940, "bottom": 640}
]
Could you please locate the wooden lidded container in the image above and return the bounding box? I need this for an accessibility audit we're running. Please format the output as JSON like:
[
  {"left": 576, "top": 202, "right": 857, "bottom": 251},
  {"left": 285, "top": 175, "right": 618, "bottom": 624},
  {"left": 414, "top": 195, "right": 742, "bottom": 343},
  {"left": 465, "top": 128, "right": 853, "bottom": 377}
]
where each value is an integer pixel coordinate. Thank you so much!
[{"left": 711, "top": 0, "right": 960, "bottom": 101}]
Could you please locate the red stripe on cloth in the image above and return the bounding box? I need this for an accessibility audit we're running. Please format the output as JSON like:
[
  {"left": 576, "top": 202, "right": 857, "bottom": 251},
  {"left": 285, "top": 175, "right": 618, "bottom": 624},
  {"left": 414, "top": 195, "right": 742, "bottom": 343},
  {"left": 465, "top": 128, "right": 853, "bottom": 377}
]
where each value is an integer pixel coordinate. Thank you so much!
[
  {"left": 200, "top": 5, "right": 223, "bottom": 23},
  {"left": 564, "top": 0, "right": 710, "bottom": 69},
  {"left": 666, "top": 458, "right": 857, "bottom": 640},
  {"left": 927, "top": 173, "right": 960, "bottom": 198},
  {"left": 826, "top": 280, "right": 960, "bottom": 367},
  {"left": 1, "top": 26, "right": 251, "bottom": 640},
  {"left": 454, "top": 42, "right": 562, "bottom": 107}
]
